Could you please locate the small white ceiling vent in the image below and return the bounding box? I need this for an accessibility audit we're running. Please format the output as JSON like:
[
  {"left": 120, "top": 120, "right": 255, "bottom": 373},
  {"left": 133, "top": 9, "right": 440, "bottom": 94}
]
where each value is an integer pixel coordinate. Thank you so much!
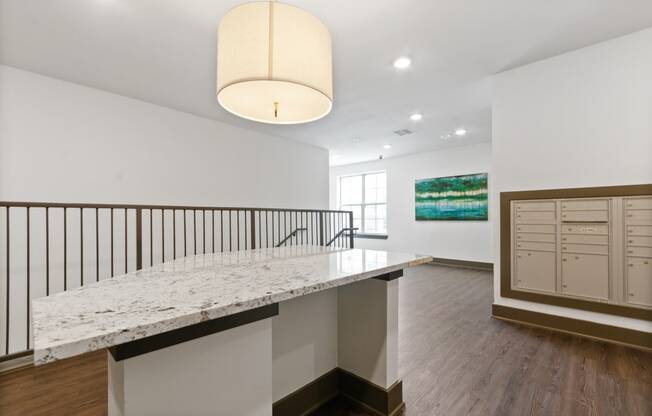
[{"left": 393, "top": 129, "right": 413, "bottom": 136}]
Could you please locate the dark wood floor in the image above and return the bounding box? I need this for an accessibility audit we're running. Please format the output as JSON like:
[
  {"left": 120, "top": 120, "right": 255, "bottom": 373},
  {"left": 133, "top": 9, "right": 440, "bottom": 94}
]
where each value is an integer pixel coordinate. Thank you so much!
[
  {"left": 1, "top": 264, "right": 649, "bottom": 415},
  {"left": 318, "top": 264, "right": 652, "bottom": 416},
  {"left": 0, "top": 350, "right": 107, "bottom": 416}
]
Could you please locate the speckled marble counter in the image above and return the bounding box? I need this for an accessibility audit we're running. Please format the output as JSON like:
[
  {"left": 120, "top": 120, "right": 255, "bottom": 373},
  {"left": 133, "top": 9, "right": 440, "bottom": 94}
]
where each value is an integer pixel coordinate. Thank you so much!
[{"left": 32, "top": 246, "right": 431, "bottom": 365}]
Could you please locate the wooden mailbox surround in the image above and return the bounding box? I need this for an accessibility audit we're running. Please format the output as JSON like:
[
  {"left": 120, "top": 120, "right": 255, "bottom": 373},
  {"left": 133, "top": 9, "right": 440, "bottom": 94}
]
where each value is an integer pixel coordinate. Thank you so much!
[{"left": 500, "top": 184, "right": 652, "bottom": 322}]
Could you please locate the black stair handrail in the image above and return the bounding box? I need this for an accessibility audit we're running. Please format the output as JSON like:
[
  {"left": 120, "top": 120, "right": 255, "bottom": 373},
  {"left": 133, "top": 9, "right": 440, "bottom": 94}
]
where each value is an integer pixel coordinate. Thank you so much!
[
  {"left": 275, "top": 228, "right": 308, "bottom": 247},
  {"left": 326, "top": 227, "right": 359, "bottom": 247}
]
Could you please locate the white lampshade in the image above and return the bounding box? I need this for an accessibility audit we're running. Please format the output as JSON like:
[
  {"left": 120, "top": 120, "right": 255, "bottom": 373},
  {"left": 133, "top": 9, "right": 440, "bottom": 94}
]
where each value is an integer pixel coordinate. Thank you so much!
[{"left": 217, "top": 1, "right": 333, "bottom": 124}]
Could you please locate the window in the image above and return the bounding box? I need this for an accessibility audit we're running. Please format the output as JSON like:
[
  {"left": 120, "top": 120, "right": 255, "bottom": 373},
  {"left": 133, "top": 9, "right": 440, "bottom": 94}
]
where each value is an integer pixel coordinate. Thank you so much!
[{"left": 339, "top": 171, "right": 387, "bottom": 235}]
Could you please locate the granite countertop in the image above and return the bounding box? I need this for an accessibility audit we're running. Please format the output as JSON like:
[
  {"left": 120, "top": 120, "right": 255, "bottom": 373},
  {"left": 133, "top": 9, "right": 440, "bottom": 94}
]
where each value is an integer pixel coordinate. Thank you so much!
[{"left": 32, "top": 246, "right": 432, "bottom": 365}]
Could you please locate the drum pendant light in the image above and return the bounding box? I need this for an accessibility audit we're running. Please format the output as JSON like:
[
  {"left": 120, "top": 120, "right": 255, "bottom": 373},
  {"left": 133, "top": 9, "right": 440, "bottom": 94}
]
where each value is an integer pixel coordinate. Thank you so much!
[{"left": 217, "top": 1, "right": 333, "bottom": 124}]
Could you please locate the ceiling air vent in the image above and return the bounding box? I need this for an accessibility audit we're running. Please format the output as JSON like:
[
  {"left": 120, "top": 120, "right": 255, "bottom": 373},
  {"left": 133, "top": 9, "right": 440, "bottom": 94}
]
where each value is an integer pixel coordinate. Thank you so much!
[{"left": 393, "top": 129, "right": 413, "bottom": 136}]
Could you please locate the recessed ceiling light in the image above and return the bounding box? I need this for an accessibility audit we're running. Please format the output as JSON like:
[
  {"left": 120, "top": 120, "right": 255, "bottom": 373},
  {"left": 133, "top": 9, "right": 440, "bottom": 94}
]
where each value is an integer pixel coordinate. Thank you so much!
[
  {"left": 410, "top": 113, "right": 423, "bottom": 121},
  {"left": 383, "top": 144, "right": 392, "bottom": 149},
  {"left": 393, "top": 57, "right": 411, "bottom": 69},
  {"left": 455, "top": 128, "right": 467, "bottom": 136}
]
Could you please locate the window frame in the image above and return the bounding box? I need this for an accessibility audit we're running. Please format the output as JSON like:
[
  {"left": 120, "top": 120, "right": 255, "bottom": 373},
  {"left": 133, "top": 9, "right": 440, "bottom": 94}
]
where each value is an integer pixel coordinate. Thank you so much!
[{"left": 338, "top": 170, "right": 387, "bottom": 236}]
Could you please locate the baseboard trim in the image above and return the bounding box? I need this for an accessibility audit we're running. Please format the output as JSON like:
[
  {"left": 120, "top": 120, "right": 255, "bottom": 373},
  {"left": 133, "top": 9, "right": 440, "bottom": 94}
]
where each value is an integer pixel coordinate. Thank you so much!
[
  {"left": 430, "top": 257, "right": 493, "bottom": 271},
  {"left": 492, "top": 304, "right": 652, "bottom": 352},
  {"left": 0, "top": 352, "right": 33, "bottom": 375},
  {"left": 273, "top": 368, "right": 404, "bottom": 416},
  {"left": 272, "top": 369, "right": 339, "bottom": 416},
  {"left": 338, "top": 368, "right": 403, "bottom": 416}
]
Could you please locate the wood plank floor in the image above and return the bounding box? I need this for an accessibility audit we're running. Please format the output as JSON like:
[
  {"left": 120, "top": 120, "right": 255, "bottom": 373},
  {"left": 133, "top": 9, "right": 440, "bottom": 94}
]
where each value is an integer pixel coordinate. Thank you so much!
[
  {"left": 317, "top": 264, "right": 652, "bottom": 416},
  {"left": 0, "top": 350, "right": 107, "bottom": 416},
  {"left": 1, "top": 264, "right": 649, "bottom": 415}
]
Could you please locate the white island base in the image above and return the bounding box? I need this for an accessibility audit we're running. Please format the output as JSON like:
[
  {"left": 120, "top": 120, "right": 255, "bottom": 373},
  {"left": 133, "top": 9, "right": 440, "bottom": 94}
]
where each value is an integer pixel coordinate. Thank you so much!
[
  {"left": 33, "top": 248, "right": 431, "bottom": 415},
  {"left": 108, "top": 318, "right": 273, "bottom": 416},
  {"left": 107, "top": 277, "right": 400, "bottom": 416}
]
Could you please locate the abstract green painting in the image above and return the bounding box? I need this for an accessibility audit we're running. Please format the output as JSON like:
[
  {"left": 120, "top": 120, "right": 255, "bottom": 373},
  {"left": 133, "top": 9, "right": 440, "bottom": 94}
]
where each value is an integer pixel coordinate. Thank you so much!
[{"left": 415, "top": 173, "right": 488, "bottom": 221}]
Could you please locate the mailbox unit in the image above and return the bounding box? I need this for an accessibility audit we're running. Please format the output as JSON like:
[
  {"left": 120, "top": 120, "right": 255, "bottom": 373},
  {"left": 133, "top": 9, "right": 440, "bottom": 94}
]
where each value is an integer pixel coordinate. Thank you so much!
[
  {"left": 624, "top": 197, "right": 652, "bottom": 308},
  {"left": 510, "top": 195, "right": 652, "bottom": 311}
]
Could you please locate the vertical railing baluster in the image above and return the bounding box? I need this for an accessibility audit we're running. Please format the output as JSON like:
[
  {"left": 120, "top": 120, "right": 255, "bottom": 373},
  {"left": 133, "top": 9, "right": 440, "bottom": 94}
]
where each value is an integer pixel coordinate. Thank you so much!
[
  {"left": 330, "top": 213, "right": 333, "bottom": 245},
  {"left": 237, "top": 210, "right": 240, "bottom": 250},
  {"left": 328, "top": 213, "right": 332, "bottom": 246},
  {"left": 46, "top": 207, "right": 50, "bottom": 294},
  {"left": 271, "top": 211, "right": 275, "bottom": 246},
  {"left": 95, "top": 208, "right": 99, "bottom": 282},
  {"left": 136, "top": 208, "right": 143, "bottom": 271},
  {"left": 173, "top": 210, "right": 177, "bottom": 260},
  {"left": 221, "top": 210, "right": 224, "bottom": 253},
  {"left": 150, "top": 209, "right": 153, "bottom": 267},
  {"left": 267, "top": 211, "right": 271, "bottom": 247},
  {"left": 64, "top": 207, "right": 67, "bottom": 289},
  {"left": 212, "top": 210, "right": 215, "bottom": 253},
  {"left": 278, "top": 211, "right": 281, "bottom": 247},
  {"left": 319, "top": 212, "right": 324, "bottom": 246},
  {"left": 349, "top": 211, "right": 354, "bottom": 248},
  {"left": 229, "top": 210, "right": 232, "bottom": 252},
  {"left": 193, "top": 210, "right": 197, "bottom": 256},
  {"left": 250, "top": 210, "right": 256, "bottom": 250},
  {"left": 110, "top": 208, "right": 114, "bottom": 277},
  {"left": 80, "top": 208, "right": 84, "bottom": 285},
  {"left": 125, "top": 208, "right": 129, "bottom": 273},
  {"left": 161, "top": 209, "right": 165, "bottom": 263},
  {"left": 5, "top": 207, "right": 9, "bottom": 354},
  {"left": 244, "top": 210, "right": 247, "bottom": 250},
  {"left": 26, "top": 207, "right": 30, "bottom": 349},
  {"left": 258, "top": 210, "right": 261, "bottom": 249},
  {"left": 183, "top": 210, "right": 187, "bottom": 257},
  {"left": 203, "top": 210, "right": 206, "bottom": 255}
]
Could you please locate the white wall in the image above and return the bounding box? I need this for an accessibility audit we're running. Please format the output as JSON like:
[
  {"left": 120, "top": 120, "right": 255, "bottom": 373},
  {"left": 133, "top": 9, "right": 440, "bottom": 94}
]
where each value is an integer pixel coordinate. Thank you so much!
[
  {"left": 0, "top": 65, "right": 328, "bottom": 208},
  {"left": 492, "top": 28, "right": 652, "bottom": 332},
  {"left": 330, "top": 143, "right": 492, "bottom": 263}
]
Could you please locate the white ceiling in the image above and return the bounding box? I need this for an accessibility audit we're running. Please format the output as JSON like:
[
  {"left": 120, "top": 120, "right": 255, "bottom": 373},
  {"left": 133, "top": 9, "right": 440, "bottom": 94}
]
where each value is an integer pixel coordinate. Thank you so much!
[{"left": 1, "top": 1, "right": 651, "bottom": 166}]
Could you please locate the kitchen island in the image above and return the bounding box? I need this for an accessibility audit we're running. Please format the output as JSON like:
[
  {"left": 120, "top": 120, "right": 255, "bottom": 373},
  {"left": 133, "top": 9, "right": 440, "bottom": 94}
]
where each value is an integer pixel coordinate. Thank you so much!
[{"left": 32, "top": 246, "right": 431, "bottom": 415}]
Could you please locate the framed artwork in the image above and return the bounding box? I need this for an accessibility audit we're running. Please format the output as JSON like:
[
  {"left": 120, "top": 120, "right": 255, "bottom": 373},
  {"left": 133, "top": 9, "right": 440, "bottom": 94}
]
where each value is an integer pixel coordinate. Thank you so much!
[{"left": 415, "top": 173, "right": 488, "bottom": 220}]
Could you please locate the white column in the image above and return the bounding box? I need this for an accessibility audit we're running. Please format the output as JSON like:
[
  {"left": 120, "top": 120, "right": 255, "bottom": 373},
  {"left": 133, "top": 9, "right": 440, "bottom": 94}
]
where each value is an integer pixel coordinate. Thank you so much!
[
  {"left": 337, "top": 278, "right": 399, "bottom": 388},
  {"left": 108, "top": 318, "right": 273, "bottom": 416},
  {"left": 272, "top": 288, "right": 338, "bottom": 401}
]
